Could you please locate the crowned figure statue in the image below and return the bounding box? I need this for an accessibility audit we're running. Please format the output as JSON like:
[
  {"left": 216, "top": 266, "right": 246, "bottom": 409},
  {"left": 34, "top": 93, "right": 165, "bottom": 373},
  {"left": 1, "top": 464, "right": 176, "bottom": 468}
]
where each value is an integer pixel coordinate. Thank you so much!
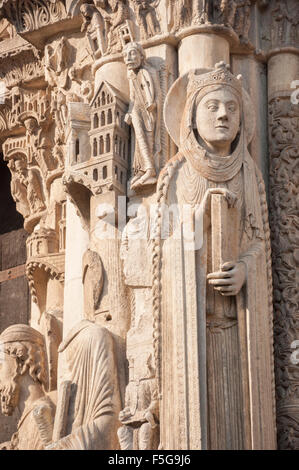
[{"left": 153, "top": 62, "right": 276, "bottom": 450}]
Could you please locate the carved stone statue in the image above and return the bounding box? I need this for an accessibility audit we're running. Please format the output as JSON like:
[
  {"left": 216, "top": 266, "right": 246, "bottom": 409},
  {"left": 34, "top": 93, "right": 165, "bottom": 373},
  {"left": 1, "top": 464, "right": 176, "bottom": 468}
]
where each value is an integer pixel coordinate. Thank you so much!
[
  {"left": 45, "top": 248, "right": 123, "bottom": 450},
  {"left": 123, "top": 42, "right": 162, "bottom": 190},
  {"left": 118, "top": 353, "right": 159, "bottom": 450},
  {"left": 168, "top": 0, "right": 191, "bottom": 31},
  {"left": 234, "top": 0, "right": 252, "bottom": 43},
  {"left": 0, "top": 325, "right": 55, "bottom": 450},
  {"left": 155, "top": 62, "right": 276, "bottom": 449},
  {"left": 47, "top": 320, "right": 122, "bottom": 450},
  {"left": 9, "top": 158, "right": 30, "bottom": 219},
  {"left": 9, "top": 158, "right": 45, "bottom": 217},
  {"left": 133, "top": 0, "right": 161, "bottom": 39},
  {"left": 92, "top": 0, "right": 130, "bottom": 54}
]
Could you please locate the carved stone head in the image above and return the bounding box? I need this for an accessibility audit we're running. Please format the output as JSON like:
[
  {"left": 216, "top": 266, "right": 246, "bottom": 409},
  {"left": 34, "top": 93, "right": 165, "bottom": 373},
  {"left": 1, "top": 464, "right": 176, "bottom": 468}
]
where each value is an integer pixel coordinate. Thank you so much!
[
  {"left": 0, "top": 325, "right": 47, "bottom": 416},
  {"left": 123, "top": 42, "right": 145, "bottom": 70},
  {"left": 194, "top": 87, "right": 241, "bottom": 154},
  {"left": 24, "top": 117, "right": 38, "bottom": 135},
  {"left": 14, "top": 158, "right": 27, "bottom": 177}
]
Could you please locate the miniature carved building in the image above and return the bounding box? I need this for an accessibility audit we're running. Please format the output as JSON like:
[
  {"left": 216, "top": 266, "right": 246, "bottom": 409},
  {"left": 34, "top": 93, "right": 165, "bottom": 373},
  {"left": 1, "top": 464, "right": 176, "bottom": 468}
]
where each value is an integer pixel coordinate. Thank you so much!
[
  {"left": 0, "top": 0, "right": 298, "bottom": 452},
  {"left": 88, "top": 81, "right": 129, "bottom": 195}
]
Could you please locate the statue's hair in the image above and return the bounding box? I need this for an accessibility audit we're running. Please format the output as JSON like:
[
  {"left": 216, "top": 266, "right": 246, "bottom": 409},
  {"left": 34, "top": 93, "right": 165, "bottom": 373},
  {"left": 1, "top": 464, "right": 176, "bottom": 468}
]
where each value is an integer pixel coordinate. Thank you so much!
[{"left": 4, "top": 341, "right": 48, "bottom": 390}]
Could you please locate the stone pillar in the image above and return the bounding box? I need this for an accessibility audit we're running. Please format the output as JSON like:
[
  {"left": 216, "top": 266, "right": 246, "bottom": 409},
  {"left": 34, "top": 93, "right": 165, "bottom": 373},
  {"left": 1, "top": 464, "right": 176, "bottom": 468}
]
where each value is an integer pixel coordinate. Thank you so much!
[
  {"left": 231, "top": 55, "right": 268, "bottom": 184},
  {"left": 267, "top": 51, "right": 299, "bottom": 450},
  {"left": 63, "top": 198, "right": 89, "bottom": 336},
  {"left": 178, "top": 33, "right": 230, "bottom": 75}
]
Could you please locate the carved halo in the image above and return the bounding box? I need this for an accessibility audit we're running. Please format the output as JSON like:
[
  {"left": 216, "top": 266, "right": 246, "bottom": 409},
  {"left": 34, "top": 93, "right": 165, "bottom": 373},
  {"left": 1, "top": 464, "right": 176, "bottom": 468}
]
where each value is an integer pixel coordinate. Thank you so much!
[
  {"left": 164, "top": 68, "right": 256, "bottom": 148},
  {"left": 17, "top": 110, "right": 41, "bottom": 126}
]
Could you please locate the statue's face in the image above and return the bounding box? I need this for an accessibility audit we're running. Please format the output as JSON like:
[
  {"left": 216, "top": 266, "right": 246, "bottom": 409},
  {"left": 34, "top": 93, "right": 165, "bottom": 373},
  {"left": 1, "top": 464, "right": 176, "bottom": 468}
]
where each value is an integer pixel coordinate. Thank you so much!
[
  {"left": 80, "top": 3, "right": 92, "bottom": 18},
  {"left": 0, "top": 352, "right": 20, "bottom": 416},
  {"left": 24, "top": 118, "right": 37, "bottom": 134},
  {"left": 124, "top": 47, "right": 142, "bottom": 70},
  {"left": 15, "top": 159, "right": 26, "bottom": 176},
  {"left": 195, "top": 89, "right": 241, "bottom": 151}
]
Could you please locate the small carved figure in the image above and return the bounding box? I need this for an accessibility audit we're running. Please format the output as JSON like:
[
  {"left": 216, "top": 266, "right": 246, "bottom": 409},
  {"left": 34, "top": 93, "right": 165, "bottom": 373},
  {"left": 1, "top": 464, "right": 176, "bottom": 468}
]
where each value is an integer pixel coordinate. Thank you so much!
[
  {"left": 92, "top": 0, "right": 130, "bottom": 54},
  {"left": 45, "top": 37, "right": 70, "bottom": 89},
  {"left": 271, "top": 0, "right": 291, "bottom": 47},
  {"left": 27, "top": 168, "right": 46, "bottom": 213},
  {"left": 123, "top": 42, "right": 161, "bottom": 190},
  {"left": 51, "top": 87, "right": 68, "bottom": 145},
  {"left": 0, "top": 325, "right": 55, "bottom": 450},
  {"left": 9, "top": 159, "right": 30, "bottom": 219},
  {"left": 80, "top": 3, "right": 100, "bottom": 32},
  {"left": 134, "top": 0, "right": 161, "bottom": 39},
  {"left": 199, "top": 0, "right": 214, "bottom": 23},
  {"left": 234, "top": 0, "right": 252, "bottom": 43},
  {"left": 10, "top": 157, "right": 45, "bottom": 215},
  {"left": 168, "top": 0, "right": 193, "bottom": 31},
  {"left": 118, "top": 354, "right": 159, "bottom": 450}
]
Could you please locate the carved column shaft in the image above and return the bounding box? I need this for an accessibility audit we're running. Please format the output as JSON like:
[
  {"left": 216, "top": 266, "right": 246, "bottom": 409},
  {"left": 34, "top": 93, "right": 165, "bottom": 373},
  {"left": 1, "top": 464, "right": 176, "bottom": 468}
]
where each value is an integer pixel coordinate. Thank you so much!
[{"left": 268, "top": 51, "right": 299, "bottom": 450}]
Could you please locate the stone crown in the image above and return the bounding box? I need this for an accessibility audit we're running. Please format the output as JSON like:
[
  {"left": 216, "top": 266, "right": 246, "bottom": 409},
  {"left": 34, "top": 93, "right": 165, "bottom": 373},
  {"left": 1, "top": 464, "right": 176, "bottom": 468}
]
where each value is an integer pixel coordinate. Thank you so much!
[{"left": 187, "top": 62, "right": 243, "bottom": 97}]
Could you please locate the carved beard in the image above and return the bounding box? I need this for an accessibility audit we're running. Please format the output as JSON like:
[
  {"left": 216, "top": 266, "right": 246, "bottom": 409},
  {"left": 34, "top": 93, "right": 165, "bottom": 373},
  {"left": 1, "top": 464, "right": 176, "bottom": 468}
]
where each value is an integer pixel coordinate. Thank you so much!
[{"left": 0, "top": 376, "right": 20, "bottom": 416}]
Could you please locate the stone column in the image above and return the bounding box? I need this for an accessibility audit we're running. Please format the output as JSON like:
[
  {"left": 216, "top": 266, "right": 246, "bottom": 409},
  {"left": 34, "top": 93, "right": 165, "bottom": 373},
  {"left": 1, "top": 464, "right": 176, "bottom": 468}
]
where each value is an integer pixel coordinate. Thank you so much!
[
  {"left": 178, "top": 33, "right": 230, "bottom": 75},
  {"left": 63, "top": 198, "right": 89, "bottom": 337},
  {"left": 267, "top": 51, "right": 299, "bottom": 450}
]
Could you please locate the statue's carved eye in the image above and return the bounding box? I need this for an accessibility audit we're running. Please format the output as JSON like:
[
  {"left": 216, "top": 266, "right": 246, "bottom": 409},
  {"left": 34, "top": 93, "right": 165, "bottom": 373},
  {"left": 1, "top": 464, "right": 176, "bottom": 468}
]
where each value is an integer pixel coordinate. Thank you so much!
[{"left": 207, "top": 104, "right": 218, "bottom": 111}]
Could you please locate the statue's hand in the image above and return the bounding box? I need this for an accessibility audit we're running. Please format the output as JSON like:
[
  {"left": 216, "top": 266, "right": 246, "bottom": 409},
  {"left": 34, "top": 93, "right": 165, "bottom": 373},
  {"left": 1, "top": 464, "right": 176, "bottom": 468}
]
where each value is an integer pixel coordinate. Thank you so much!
[
  {"left": 199, "top": 188, "right": 237, "bottom": 230},
  {"left": 124, "top": 113, "right": 132, "bottom": 125},
  {"left": 119, "top": 407, "right": 132, "bottom": 421},
  {"left": 207, "top": 261, "right": 246, "bottom": 296},
  {"left": 202, "top": 188, "right": 237, "bottom": 211},
  {"left": 146, "top": 102, "right": 156, "bottom": 113}
]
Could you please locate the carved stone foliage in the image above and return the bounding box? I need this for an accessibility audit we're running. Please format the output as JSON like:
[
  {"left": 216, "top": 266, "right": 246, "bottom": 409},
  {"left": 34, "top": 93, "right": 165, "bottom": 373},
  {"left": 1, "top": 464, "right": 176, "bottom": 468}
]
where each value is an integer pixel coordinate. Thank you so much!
[
  {"left": 0, "top": 0, "right": 67, "bottom": 34},
  {"left": 268, "top": 95, "right": 299, "bottom": 450},
  {"left": 0, "top": 87, "right": 50, "bottom": 134},
  {"left": 0, "top": 50, "right": 43, "bottom": 88}
]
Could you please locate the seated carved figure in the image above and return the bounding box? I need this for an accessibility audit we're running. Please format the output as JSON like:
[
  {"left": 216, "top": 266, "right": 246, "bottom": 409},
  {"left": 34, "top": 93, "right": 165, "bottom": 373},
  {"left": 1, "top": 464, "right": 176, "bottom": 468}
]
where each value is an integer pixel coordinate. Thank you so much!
[
  {"left": 0, "top": 325, "right": 55, "bottom": 450},
  {"left": 47, "top": 320, "right": 122, "bottom": 450}
]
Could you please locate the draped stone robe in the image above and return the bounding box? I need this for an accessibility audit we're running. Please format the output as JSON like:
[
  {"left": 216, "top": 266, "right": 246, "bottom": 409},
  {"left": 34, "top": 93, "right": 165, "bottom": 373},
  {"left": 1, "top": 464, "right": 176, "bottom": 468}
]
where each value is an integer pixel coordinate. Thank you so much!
[{"left": 158, "top": 143, "right": 276, "bottom": 450}]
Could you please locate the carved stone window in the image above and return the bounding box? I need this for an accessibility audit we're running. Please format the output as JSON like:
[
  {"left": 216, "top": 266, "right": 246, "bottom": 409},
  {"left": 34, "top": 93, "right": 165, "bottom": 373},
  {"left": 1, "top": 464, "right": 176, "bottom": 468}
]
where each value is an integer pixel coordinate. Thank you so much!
[
  {"left": 106, "top": 134, "right": 111, "bottom": 153},
  {"left": 94, "top": 113, "right": 99, "bottom": 129},
  {"left": 93, "top": 168, "right": 98, "bottom": 181},
  {"left": 108, "top": 109, "right": 112, "bottom": 124},
  {"left": 93, "top": 138, "right": 97, "bottom": 157},
  {"left": 99, "top": 136, "right": 104, "bottom": 154},
  {"left": 102, "top": 165, "right": 107, "bottom": 179}
]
